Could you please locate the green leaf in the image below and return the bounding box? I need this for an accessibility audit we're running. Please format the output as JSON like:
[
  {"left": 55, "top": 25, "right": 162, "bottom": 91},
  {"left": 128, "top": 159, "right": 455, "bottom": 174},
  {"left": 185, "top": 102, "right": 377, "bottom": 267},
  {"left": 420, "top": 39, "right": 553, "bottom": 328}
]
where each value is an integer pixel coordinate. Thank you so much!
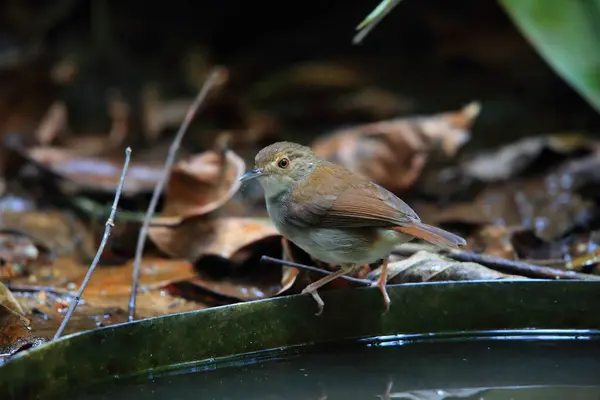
[
  {"left": 501, "top": 0, "right": 600, "bottom": 113},
  {"left": 354, "top": 0, "right": 405, "bottom": 44}
]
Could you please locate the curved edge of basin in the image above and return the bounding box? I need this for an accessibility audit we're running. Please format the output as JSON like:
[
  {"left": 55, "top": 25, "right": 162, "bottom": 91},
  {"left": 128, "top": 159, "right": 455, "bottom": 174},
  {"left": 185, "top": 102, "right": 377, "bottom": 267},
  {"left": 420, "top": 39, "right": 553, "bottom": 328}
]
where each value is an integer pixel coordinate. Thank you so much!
[{"left": 1, "top": 280, "right": 600, "bottom": 399}]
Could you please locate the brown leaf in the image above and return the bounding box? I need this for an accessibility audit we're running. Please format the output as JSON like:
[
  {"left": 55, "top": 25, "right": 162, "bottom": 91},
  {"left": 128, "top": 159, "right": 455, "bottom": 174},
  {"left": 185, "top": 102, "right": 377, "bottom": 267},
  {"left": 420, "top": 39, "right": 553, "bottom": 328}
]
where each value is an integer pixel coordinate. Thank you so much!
[
  {"left": 184, "top": 228, "right": 285, "bottom": 301},
  {"left": 142, "top": 69, "right": 229, "bottom": 143},
  {"left": 465, "top": 225, "right": 518, "bottom": 260},
  {"left": 0, "top": 211, "right": 93, "bottom": 258},
  {"left": 149, "top": 217, "right": 280, "bottom": 262},
  {"left": 189, "top": 266, "right": 283, "bottom": 301},
  {"left": 369, "top": 251, "right": 526, "bottom": 284},
  {"left": 6, "top": 256, "right": 205, "bottom": 339},
  {"left": 11, "top": 284, "right": 208, "bottom": 340},
  {"left": 276, "top": 237, "right": 301, "bottom": 295},
  {"left": 23, "top": 146, "right": 163, "bottom": 195},
  {"left": 312, "top": 102, "right": 480, "bottom": 193},
  {"left": 33, "top": 91, "right": 128, "bottom": 155},
  {"left": 9, "top": 255, "right": 197, "bottom": 300},
  {"left": 73, "top": 257, "right": 198, "bottom": 297},
  {"left": 0, "top": 282, "right": 25, "bottom": 315},
  {"left": 142, "top": 85, "right": 194, "bottom": 142},
  {"left": 417, "top": 175, "right": 596, "bottom": 241},
  {"left": 0, "top": 282, "right": 31, "bottom": 347},
  {"left": 417, "top": 133, "right": 599, "bottom": 201},
  {"left": 35, "top": 101, "right": 68, "bottom": 146},
  {"left": 153, "top": 149, "right": 245, "bottom": 224},
  {"left": 277, "top": 266, "right": 300, "bottom": 296},
  {"left": 456, "top": 133, "right": 598, "bottom": 182},
  {"left": 0, "top": 232, "right": 39, "bottom": 279}
]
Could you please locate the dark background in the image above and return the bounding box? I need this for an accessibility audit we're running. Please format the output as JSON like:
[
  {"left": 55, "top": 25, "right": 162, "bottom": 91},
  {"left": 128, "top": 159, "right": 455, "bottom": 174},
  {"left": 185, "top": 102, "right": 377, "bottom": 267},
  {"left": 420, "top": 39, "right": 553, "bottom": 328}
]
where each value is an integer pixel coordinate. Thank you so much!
[{"left": 2, "top": 0, "right": 599, "bottom": 151}]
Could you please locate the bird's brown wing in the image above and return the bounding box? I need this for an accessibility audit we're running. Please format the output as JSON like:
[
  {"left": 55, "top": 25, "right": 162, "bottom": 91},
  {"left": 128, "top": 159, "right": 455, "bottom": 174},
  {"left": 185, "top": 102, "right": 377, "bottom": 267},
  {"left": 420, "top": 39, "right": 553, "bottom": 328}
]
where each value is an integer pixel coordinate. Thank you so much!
[{"left": 285, "top": 162, "right": 420, "bottom": 229}]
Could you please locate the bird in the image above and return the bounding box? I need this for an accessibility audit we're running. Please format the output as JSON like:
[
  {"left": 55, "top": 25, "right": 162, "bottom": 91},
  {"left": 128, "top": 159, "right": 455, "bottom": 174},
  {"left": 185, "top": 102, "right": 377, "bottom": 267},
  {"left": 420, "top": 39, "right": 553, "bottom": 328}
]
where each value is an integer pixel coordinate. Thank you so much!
[{"left": 240, "top": 141, "right": 466, "bottom": 315}]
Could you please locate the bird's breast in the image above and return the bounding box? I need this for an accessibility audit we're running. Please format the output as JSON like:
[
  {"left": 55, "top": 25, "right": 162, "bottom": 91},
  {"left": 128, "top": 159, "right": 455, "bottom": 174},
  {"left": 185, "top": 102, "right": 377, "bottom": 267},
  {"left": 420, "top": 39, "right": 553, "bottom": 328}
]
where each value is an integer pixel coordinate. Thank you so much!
[
  {"left": 282, "top": 226, "right": 411, "bottom": 265},
  {"left": 265, "top": 190, "right": 413, "bottom": 265}
]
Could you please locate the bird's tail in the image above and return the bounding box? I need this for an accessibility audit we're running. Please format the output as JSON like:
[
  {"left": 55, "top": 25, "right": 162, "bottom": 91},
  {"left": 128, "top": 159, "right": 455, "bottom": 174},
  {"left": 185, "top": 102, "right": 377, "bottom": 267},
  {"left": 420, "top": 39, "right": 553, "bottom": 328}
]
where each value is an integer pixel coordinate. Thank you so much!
[{"left": 393, "top": 222, "right": 466, "bottom": 248}]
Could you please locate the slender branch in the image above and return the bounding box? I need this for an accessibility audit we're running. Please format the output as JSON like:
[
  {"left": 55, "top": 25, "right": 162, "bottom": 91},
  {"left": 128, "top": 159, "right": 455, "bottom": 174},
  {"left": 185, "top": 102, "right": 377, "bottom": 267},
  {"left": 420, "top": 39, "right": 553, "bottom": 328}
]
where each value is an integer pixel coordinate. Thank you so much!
[
  {"left": 518, "top": 258, "right": 566, "bottom": 266},
  {"left": 128, "top": 68, "right": 226, "bottom": 321},
  {"left": 53, "top": 147, "right": 132, "bottom": 340},
  {"left": 392, "top": 243, "right": 600, "bottom": 280},
  {"left": 260, "top": 256, "right": 372, "bottom": 286},
  {"left": 5, "top": 284, "right": 75, "bottom": 297},
  {"left": 442, "top": 249, "right": 600, "bottom": 281}
]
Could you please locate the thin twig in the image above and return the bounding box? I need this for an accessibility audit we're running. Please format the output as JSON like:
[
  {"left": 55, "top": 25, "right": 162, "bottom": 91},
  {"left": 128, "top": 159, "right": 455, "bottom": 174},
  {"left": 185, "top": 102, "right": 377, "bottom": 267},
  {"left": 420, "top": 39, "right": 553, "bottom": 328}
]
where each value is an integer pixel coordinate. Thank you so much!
[
  {"left": 393, "top": 244, "right": 600, "bottom": 280},
  {"left": 260, "top": 256, "right": 372, "bottom": 286},
  {"left": 128, "top": 68, "right": 226, "bottom": 321},
  {"left": 518, "top": 258, "right": 566, "bottom": 266},
  {"left": 53, "top": 147, "right": 132, "bottom": 340},
  {"left": 5, "top": 284, "right": 75, "bottom": 297},
  {"left": 443, "top": 250, "right": 600, "bottom": 280}
]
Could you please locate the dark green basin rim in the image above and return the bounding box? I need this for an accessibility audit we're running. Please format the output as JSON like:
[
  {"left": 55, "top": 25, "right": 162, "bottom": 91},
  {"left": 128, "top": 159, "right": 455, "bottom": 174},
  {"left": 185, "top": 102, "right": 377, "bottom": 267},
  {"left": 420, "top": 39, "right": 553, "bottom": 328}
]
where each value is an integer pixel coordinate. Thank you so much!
[{"left": 2, "top": 280, "right": 600, "bottom": 399}]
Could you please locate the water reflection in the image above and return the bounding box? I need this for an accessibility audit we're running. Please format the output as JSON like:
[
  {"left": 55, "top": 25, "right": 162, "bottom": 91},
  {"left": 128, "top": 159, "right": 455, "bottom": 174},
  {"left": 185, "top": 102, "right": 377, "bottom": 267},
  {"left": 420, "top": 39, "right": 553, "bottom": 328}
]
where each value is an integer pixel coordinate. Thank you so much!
[{"left": 80, "top": 334, "right": 600, "bottom": 400}]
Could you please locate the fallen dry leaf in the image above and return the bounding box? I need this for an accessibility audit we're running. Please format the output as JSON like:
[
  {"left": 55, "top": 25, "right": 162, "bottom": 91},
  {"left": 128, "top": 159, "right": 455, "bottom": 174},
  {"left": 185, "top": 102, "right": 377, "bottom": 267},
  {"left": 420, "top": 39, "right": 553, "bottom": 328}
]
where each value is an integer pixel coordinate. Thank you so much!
[
  {"left": 465, "top": 225, "right": 519, "bottom": 260},
  {"left": 35, "top": 101, "right": 68, "bottom": 146},
  {"left": 6, "top": 256, "right": 206, "bottom": 339},
  {"left": 0, "top": 232, "right": 39, "bottom": 279},
  {"left": 11, "top": 284, "right": 209, "bottom": 340},
  {"left": 152, "top": 149, "right": 245, "bottom": 225},
  {"left": 277, "top": 266, "right": 300, "bottom": 296},
  {"left": 142, "top": 84, "right": 194, "bottom": 143},
  {"left": 509, "top": 230, "right": 600, "bottom": 273},
  {"left": 0, "top": 211, "right": 92, "bottom": 258},
  {"left": 72, "top": 257, "right": 198, "bottom": 297},
  {"left": 417, "top": 175, "right": 596, "bottom": 242},
  {"left": 0, "top": 282, "right": 31, "bottom": 348},
  {"left": 189, "top": 265, "right": 283, "bottom": 301},
  {"left": 184, "top": 230, "right": 286, "bottom": 301},
  {"left": 276, "top": 237, "right": 301, "bottom": 296},
  {"left": 33, "top": 91, "right": 128, "bottom": 156},
  {"left": 418, "top": 133, "right": 599, "bottom": 201},
  {"left": 141, "top": 69, "right": 229, "bottom": 143},
  {"left": 0, "top": 282, "right": 25, "bottom": 315},
  {"left": 149, "top": 217, "right": 280, "bottom": 262},
  {"left": 454, "top": 133, "right": 598, "bottom": 183},
  {"left": 369, "top": 251, "right": 526, "bottom": 283},
  {"left": 9, "top": 256, "right": 197, "bottom": 301},
  {"left": 21, "top": 146, "right": 162, "bottom": 195},
  {"left": 312, "top": 102, "right": 480, "bottom": 193}
]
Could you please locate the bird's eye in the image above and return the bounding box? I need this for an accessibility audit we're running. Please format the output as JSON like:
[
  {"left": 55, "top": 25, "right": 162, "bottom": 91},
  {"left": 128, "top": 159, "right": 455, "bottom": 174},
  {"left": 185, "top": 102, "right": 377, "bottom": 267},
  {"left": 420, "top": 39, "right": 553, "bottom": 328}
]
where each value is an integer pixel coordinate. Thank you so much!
[{"left": 277, "top": 157, "right": 290, "bottom": 169}]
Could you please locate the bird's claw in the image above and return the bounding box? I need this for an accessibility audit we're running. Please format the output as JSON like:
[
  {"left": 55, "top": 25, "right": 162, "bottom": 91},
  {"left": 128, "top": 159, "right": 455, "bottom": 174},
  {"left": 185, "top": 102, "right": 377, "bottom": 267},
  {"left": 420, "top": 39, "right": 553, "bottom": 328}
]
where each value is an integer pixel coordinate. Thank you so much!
[
  {"left": 372, "top": 277, "right": 391, "bottom": 315},
  {"left": 302, "top": 286, "right": 325, "bottom": 316},
  {"left": 376, "top": 259, "right": 391, "bottom": 315}
]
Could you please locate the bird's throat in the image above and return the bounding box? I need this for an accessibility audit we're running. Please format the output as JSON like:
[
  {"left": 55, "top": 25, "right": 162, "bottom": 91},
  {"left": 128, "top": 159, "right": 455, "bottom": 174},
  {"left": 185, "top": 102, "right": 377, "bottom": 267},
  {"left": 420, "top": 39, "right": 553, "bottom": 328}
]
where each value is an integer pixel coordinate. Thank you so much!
[{"left": 259, "top": 176, "right": 291, "bottom": 200}]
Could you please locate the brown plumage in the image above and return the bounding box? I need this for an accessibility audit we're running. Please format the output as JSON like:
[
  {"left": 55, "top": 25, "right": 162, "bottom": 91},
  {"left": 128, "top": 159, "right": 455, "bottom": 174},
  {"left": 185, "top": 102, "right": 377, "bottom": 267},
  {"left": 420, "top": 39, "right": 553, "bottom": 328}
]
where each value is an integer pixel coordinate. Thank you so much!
[{"left": 240, "top": 141, "right": 466, "bottom": 315}]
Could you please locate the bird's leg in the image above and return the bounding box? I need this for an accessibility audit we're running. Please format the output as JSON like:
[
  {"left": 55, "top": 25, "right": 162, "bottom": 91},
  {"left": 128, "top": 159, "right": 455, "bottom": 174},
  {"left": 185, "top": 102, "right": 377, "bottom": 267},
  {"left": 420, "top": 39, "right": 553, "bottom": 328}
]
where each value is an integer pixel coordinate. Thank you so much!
[
  {"left": 371, "top": 257, "right": 391, "bottom": 314},
  {"left": 301, "top": 263, "right": 356, "bottom": 316}
]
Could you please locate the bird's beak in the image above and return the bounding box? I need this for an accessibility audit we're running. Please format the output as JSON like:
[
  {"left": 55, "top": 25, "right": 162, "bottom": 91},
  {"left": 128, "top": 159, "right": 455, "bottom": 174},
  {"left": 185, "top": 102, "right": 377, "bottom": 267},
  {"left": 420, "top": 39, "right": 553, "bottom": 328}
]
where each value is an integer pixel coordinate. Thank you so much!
[{"left": 239, "top": 168, "right": 264, "bottom": 182}]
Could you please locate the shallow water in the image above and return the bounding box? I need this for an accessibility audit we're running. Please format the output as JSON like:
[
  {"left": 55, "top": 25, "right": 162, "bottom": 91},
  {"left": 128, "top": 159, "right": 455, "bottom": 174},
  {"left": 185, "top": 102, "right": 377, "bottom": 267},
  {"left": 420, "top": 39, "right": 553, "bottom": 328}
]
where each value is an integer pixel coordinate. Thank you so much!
[{"left": 79, "top": 331, "right": 600, "bottom": 399}]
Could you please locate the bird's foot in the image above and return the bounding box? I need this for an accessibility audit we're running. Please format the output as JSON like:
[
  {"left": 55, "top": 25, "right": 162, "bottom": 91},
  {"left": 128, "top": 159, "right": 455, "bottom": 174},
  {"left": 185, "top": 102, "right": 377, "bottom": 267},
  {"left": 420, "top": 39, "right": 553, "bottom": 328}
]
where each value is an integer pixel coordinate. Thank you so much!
[
  {"left": 371, "top": 258, "right": 391, "bottom": 315},
  {"left": 301, "top": 285, "right": 325, "bottom": 316},
  {"left": 379, "top": 284, "right": 391, "bottom": 315},
  {"left": 370, "top": 279, "right": 391, "bottom": 314}
]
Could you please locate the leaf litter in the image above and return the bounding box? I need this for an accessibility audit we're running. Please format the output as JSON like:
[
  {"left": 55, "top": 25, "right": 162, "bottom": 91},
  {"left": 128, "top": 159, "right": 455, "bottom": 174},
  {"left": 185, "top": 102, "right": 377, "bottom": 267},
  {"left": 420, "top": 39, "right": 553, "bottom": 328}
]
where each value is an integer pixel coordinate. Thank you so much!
[{"left": 2, "top": 55, "right": 600, "bottom": 352}]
